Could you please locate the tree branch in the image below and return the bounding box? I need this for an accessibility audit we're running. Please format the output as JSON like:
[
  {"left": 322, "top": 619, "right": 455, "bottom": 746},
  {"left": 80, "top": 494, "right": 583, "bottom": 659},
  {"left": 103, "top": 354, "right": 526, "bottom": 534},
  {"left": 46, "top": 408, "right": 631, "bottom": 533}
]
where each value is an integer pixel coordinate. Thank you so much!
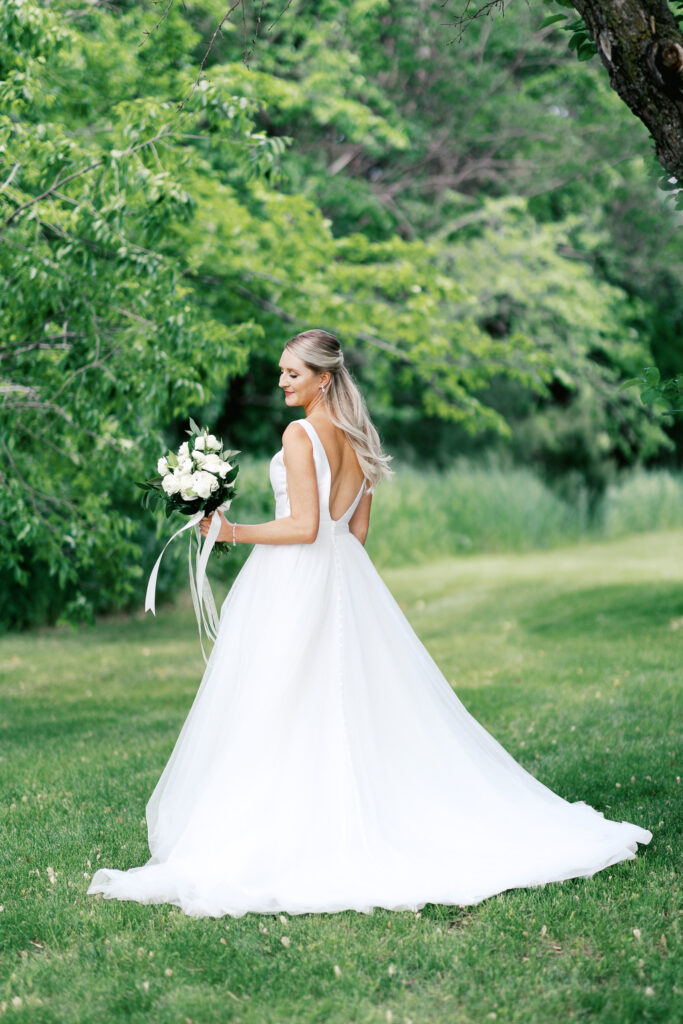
[{"left": 1, "top": 128, "right": 176, "bottom": 231}]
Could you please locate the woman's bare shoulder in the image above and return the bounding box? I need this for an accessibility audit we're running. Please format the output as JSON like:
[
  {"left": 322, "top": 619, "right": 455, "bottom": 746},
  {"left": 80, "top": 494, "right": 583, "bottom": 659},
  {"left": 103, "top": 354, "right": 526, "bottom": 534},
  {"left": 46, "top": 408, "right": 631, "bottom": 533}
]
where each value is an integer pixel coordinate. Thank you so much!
[
  {"left": 282, "top": 420, "right": 310, "bottom": 444},
  {"left": 281, "top": 422, "right": 315, "bottom": 467}
]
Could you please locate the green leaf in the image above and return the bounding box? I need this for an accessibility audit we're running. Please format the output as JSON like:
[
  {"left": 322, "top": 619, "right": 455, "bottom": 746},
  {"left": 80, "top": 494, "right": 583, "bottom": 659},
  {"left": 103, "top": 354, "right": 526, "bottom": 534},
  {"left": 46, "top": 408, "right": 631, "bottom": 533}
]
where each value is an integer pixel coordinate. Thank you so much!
[
  {"left": 541, "top": 14, "right": 567, "bottom": 27},
  {"left": 618, "top": 378, "right": 642, "bottom": 392},
  {"left": 640, "top": 387, "right": 660, "bottom": 405},
  {"left": 136, "top": 479, "right": 163, "bottom": 491},
  {"left": 643, "top": 366, "right": 661, "bottom": 386}
]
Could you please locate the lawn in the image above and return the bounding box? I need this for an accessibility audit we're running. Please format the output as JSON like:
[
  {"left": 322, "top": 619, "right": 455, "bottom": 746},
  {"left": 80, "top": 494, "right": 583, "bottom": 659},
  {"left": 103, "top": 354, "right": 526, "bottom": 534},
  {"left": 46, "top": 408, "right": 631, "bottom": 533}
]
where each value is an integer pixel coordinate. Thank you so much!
[{"left": 1, "top": 530, "right": 680, "bottom": 1023}]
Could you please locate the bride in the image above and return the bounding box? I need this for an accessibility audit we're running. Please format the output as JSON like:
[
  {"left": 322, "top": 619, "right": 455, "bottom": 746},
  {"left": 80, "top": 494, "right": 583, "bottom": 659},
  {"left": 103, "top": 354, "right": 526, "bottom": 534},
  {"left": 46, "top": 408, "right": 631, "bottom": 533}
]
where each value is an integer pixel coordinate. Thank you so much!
[{"left": 87, "top": 329, "right": 651, "bottom": 918}]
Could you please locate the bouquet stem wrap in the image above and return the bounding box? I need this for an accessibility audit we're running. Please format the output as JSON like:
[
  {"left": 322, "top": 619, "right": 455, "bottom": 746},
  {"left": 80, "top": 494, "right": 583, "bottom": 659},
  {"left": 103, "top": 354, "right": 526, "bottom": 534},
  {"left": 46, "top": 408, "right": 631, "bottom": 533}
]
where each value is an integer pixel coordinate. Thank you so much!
[{"left": 144, "top": 501, "right": 231, "bottom": 663}]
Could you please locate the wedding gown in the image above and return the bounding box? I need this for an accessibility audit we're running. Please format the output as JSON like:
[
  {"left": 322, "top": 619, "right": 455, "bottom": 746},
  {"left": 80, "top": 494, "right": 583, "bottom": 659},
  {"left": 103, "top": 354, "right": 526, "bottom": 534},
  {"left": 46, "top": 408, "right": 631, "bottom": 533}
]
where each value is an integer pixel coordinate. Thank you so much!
[{"left": 87, "top": 418, "right": 651, "bottom": 918}]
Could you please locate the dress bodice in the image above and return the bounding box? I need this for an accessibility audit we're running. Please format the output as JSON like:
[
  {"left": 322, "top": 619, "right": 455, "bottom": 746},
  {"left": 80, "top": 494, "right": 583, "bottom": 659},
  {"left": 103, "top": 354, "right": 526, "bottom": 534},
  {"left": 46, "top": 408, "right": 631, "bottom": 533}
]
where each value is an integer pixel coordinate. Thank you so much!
[{"left": 269, "top": 419, "right": 367, "bottom": 534}]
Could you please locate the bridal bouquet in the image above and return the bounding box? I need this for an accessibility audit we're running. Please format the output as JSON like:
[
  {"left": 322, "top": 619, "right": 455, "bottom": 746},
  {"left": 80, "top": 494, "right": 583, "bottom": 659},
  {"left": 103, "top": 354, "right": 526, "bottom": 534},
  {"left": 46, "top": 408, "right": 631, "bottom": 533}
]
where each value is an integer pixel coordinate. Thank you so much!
[
  {"left": 137, "top": 418, "right": 239, "bottom": 521},
  {"left": 138, "top": 420, "right": 240, "bottom": 662}
]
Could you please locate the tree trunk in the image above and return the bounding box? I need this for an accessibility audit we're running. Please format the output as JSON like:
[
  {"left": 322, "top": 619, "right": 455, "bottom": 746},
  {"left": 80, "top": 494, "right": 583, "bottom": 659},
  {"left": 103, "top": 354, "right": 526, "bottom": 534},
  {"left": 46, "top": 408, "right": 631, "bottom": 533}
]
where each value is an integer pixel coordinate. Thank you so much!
[{"left": 571, "top": 0, "right": 683, "bottom": 180}]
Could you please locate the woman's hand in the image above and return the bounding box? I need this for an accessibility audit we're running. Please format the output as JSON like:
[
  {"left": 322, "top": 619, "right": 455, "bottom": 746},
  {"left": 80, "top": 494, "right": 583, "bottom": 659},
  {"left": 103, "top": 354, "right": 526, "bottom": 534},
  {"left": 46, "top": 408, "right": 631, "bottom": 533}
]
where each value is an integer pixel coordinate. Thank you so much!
[{"left": 199, "top": 509, "right": 232, "bottom": 543}]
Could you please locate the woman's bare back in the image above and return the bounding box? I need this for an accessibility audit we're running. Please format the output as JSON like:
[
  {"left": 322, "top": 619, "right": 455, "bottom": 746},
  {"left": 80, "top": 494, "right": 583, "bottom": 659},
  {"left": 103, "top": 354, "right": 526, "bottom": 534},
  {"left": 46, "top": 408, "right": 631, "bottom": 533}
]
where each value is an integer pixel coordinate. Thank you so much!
[{"left": 307, "top": 416, "right": 365, "bottom": 521}]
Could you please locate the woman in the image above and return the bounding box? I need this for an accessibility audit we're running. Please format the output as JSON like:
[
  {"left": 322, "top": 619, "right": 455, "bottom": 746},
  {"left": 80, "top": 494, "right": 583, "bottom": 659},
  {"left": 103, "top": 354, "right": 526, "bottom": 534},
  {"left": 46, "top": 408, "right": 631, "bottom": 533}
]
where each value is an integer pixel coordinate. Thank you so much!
[{"left": 87, "top": 329, "right": 651, "bottom": 918}]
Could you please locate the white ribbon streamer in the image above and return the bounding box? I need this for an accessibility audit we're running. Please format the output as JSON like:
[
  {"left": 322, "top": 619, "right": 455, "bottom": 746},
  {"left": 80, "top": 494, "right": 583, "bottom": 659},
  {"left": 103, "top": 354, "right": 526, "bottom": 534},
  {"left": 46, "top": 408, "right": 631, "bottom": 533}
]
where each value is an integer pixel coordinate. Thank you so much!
[{"left": 145, "top": 501, "right": 231, "bottom": 663}]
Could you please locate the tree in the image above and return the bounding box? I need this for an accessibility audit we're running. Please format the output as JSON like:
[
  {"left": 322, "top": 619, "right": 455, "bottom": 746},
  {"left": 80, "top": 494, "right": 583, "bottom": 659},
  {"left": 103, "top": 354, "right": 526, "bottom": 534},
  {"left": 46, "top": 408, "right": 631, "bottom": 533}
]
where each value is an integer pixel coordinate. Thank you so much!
[
  {"left": 0, "top": 0, "right": 553, "bottom": 625},
  {"left": 205, "top": 0, "right": 678, "bottom": 483},
  {"left": 568, "top": 0, "right": 683, "bottom": 181},
  {"left": 1, "top": 0, "right": 677, "bottom": 628},
  {"left": 444, "top": 1, "right": 683, "bottom": 182}
]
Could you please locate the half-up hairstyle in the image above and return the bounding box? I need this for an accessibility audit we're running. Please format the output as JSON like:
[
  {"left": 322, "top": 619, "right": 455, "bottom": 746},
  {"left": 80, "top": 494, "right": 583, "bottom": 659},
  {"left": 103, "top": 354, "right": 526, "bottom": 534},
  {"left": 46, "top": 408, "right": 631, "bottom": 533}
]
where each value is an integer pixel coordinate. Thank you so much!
[{"left": 284, "top": 329, "right": 394, "bottom": 494}]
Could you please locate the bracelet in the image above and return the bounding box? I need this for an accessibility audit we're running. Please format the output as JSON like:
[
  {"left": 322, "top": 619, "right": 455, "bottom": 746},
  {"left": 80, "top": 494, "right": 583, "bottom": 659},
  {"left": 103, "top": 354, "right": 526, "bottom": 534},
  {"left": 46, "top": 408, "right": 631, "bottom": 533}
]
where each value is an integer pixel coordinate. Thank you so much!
[{"left": 232, "top": 521, "right": 237, "bottom": 547}]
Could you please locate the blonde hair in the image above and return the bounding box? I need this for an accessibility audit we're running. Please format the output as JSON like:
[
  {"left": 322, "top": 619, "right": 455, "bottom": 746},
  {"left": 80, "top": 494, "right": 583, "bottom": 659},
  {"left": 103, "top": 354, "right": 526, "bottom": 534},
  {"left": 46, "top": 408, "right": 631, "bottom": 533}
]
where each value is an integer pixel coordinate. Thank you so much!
[{"left": 285, "top": 329, "right": 394, "bottom": 493}]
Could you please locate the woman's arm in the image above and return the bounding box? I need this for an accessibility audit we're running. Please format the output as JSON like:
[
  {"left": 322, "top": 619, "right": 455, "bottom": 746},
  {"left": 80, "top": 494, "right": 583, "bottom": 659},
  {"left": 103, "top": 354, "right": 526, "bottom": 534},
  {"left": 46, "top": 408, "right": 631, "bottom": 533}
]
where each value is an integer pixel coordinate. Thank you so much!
[
  {"left": 200, "top": 423, "right": 320, "bottom": 546},
  {"left": 349, "top": 490, "right": 372, "bottom": 546}
]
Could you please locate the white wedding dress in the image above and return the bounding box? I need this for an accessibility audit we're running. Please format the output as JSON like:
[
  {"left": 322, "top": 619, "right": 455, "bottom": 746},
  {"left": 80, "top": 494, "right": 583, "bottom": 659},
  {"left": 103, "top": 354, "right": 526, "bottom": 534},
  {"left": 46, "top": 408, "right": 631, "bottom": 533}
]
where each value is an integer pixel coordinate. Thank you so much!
[{"left": 87, "top": 419, "right": 651, "bottom": 918}]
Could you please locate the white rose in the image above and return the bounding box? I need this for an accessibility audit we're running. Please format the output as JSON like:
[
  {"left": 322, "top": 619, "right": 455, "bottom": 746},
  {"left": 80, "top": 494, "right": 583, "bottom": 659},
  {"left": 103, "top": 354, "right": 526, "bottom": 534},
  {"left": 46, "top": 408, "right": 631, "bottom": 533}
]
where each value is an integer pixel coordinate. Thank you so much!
[
  {"left": 178, "top": 456, "right": 193, "bottom": 474},
  {"left": 193, "top": 450, "right": 207, "bottom": 467},
  {"left": 201, "top": 453, "right": 222, "bottom": 473},
  {"left": 193, "top": 471, "right": 218, "bottom": 500},
  {"left": 194, "top": 435, "right": 206, "bottom": 451},
  {"left": 206, "top": 434, "right": 221, "bottom": 451},
  {"left": 179, "top": 473, "right": 197, "bottom": 500},
  {"left": 162, "top": 473, "right": 182, "bottom": 495},
  {"left": 157, "top": 457, "right": 170, "bottom": 477},
  {"left": 178, "top": 441, "right": 190, "bottom": 458},
  {"left": 217, "top": 461, "right": 232, "bottom": 477}
]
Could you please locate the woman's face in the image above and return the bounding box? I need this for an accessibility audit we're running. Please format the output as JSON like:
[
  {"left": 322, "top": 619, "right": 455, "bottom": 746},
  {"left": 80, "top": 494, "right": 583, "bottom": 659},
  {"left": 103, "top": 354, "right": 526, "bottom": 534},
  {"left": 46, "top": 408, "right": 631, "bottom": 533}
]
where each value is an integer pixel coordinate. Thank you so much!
[{"left": 278, "top": 348, "right": 328, "bottom": 409}]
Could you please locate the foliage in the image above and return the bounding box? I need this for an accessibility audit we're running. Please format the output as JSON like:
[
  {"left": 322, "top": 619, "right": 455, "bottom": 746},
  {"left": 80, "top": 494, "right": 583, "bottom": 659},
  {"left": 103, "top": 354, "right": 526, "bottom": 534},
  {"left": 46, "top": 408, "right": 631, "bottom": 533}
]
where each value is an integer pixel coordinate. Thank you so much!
[
  {"left": 541, "top": 1, "right": 598, "bottom": 62},
  {"left": 209, "top": 0, "right": 680, "bottom": 481},
  {"left": 1, "top": 0, "right": 680, "bottom": 627},
  {"left": 0, "top": 0, "right": 538, "bottom": 625},
  {"left": 620, "top": 366, "right": 683, "bottom": 417},
  {"left": 0, "top": 0, "right": 262, "bottom": 625}
]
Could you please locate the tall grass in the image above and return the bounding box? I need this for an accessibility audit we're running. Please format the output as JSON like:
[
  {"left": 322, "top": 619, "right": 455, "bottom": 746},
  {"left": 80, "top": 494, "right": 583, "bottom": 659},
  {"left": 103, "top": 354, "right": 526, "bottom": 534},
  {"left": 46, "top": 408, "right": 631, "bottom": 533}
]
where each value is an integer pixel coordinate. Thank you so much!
[
  {"left": 601, "top": 469, "right": 683, "bottom": 538},
  {"left": 220, "top": 458, "right": 683, "bottom": 573},
  {"left": 365, "top": 462, "right": 586, "bottom": 567}
]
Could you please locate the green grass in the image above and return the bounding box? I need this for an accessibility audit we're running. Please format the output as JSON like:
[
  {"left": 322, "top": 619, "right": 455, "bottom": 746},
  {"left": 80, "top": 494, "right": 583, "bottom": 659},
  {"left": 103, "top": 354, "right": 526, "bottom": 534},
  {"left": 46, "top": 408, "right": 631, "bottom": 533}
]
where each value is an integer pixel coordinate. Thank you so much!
[{"left": 1, "top": 530, "right": 681, "bottom": 1023}]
